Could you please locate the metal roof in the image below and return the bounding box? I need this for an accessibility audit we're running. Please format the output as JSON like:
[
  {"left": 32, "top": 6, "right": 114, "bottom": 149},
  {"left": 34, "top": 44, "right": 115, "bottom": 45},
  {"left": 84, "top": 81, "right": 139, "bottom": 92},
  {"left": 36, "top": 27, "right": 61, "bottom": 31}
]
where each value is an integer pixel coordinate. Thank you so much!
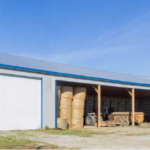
[{"left": 0, "top": 53, "right": 150, "bottom": 86}]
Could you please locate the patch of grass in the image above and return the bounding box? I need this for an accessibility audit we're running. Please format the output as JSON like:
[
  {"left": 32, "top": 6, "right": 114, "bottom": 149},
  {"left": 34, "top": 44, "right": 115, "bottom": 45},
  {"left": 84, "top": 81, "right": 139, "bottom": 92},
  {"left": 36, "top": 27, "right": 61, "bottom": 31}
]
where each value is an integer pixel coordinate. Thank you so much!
[
  {"left": 9, "top": 130, "right": 37, "bottom": 137},
  {"left": 0, "top": 136, "right": 36, "bottom": 149},
  {"left": 17, "top": 132, "right": 36, "bottom": 137},
  {"left": 38, "top": 129, "right": 94, "bottom": 137},
  {"left": 38, "top": 129, "right": 116, "bottom": 137},
  {"left": 44, "top": 125, "right": 50, "bottom": 130},
  {"left": 0, "top": 136, "right": 62, "bottom": 149}
]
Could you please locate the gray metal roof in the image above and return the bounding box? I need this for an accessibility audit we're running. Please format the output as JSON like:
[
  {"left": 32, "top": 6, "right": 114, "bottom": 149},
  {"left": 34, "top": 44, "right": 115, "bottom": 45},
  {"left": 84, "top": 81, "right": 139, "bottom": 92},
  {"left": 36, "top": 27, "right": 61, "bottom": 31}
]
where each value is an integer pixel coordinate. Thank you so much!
[{"left": 0, "top": 53, "right": 150, "bottom": 86}]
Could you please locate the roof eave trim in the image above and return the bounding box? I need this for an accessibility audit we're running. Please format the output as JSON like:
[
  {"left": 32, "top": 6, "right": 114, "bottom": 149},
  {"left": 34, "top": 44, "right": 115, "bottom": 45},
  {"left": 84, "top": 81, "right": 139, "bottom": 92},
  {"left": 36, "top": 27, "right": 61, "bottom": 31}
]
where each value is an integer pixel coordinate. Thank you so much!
[{"left": 0, "top": 63, "right": 150, "bottom": 87}]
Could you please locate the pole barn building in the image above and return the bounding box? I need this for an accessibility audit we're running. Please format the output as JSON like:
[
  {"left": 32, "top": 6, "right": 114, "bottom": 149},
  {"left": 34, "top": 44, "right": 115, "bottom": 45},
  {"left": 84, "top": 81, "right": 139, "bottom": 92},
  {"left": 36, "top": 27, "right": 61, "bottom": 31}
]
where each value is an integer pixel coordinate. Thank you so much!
[{"left": 0, "top": 53, "right": 150, "bottom": 130}]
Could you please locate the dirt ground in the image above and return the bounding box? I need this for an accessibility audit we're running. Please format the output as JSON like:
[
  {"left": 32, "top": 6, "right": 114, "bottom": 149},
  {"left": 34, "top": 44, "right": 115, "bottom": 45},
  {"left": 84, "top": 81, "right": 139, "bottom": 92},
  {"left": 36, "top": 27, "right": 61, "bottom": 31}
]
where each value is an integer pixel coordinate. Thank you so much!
[{"left": 0, "top": 123, "right": 150, "bottom": 149}]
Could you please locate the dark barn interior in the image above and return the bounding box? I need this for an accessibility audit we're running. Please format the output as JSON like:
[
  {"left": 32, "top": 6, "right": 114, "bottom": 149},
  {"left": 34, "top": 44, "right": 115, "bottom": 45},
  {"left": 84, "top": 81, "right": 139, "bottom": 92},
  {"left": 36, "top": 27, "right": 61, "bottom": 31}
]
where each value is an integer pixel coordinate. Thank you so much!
[{"left": 57, "top": 80, "right": 150, "bottom": 126}]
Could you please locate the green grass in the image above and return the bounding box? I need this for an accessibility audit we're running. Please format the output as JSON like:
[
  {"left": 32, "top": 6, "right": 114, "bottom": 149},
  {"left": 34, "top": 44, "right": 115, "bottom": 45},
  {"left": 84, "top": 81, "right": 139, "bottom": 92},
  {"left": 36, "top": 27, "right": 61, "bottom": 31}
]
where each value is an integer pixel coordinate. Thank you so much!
[
  {"left": 0, "top": 136, "right": 37, "bottom": 149},
  {"left": 11, "top": 131, "right": 36, "bottom": 137},
  {"left": 0, "top": 136, "right": 62, "bottom": 149},
  {"left": 38, "top": 129, "right": 116, "bottom": 137},
  {"left": 38, "top": 129, "right": 94, "bottom": 137}
]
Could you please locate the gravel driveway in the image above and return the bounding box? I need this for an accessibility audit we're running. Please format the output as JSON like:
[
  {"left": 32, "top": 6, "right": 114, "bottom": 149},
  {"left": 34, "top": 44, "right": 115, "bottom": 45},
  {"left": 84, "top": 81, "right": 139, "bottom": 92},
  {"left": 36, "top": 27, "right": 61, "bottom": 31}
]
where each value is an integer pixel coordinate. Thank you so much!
[{"left": 0, "top": 125, "right": 150, "bottom": 149}]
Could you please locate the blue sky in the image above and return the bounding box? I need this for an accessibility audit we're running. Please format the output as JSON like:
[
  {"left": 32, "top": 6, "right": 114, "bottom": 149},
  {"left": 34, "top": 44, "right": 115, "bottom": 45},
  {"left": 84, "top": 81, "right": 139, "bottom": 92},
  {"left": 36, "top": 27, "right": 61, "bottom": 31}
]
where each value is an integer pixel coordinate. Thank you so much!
[{"left": 0, "top": 0, "right": 150, "bottom": 76}]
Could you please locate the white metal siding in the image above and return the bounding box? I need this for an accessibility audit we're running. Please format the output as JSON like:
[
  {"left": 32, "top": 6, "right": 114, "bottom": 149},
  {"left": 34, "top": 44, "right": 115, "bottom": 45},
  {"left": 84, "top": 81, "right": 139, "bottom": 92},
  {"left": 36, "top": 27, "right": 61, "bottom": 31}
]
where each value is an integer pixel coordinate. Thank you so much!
[
  {"left": 0, "top": 67, "right": 150, "bottom": 129},
  {"left": 0, "top": 68, "right": 55, "bottom": 128},
  {"left": 0, "top": 75, "right": 41, "bottom": 130}
]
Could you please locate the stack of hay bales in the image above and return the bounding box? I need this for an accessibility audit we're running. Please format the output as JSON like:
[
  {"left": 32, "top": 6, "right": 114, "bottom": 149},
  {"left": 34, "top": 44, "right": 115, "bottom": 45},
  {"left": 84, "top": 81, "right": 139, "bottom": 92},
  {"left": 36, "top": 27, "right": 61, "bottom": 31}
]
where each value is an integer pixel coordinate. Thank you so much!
[
  {"left": 72, "top": 87, "right": 86, "bottom": 129},
  {"left": 57, "top": 86, "right": 61, "bottom": 118},
  {"left": 60, "top": 86, "right": 73, "bottom": 128},
  {"left": 57, "top": 118, "right": 68, "bottom": 129}
]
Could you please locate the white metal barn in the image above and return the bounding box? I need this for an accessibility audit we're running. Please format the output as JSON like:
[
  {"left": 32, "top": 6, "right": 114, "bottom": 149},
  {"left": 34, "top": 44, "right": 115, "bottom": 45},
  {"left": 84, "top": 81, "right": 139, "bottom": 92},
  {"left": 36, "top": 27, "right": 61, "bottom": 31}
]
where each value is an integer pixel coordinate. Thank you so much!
[{"left": 0, "top": 53, "right": 150, "bottom": 130}]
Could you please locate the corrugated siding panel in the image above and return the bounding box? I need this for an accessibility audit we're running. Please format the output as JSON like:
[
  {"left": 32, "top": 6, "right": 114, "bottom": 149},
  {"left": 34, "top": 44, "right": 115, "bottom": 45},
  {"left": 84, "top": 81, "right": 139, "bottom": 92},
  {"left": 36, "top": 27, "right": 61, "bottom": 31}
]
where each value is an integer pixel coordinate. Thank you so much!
[
  {"left": 85, "top": 96, "right": 139, "bottom": 114},
  {"left": 140, "top": 98, "right": 150, "bottom": 117}
]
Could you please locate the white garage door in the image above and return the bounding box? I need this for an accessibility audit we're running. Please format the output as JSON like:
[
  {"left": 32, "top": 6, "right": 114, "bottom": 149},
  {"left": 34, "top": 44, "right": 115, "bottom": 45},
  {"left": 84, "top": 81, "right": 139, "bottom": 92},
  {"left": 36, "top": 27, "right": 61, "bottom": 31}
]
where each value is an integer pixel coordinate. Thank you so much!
[{"left": 0, "top": 75, "right": 42, "bottom": 130}]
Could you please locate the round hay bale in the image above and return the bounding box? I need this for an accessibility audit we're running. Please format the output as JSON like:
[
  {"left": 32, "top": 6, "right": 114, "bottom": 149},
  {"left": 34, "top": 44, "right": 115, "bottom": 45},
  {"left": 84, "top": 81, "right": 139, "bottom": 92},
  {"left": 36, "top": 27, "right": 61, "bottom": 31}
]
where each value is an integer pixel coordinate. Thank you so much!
[
  {"left": 67, "top": 119, "right": 72, "bottom": 128},
  {"left": 73, "top": 87, "right": 86, "bottom": 99},
  {"left": 60, "top": 108, "right": 72, "bottom": 119},
  {"left": 72, "top": 108, "right": 84, "bottom": 118},
  {"left": 57, "top": 118, "right": 67, "bottom": 129},
  {"left": 61, "top": 86, "right": 73, "bottom": 98},
  {"left": 72, "top": 98, "right": 85, "bottom": 108},
  {"left": 60, "top": 97, "right": 72, "bottom": 107},
  {"left": 57, "top": 117, "right": 61, "bottom": 128},
  {"left": 72, "top": 118, "right": 84, "bottom": 129}
]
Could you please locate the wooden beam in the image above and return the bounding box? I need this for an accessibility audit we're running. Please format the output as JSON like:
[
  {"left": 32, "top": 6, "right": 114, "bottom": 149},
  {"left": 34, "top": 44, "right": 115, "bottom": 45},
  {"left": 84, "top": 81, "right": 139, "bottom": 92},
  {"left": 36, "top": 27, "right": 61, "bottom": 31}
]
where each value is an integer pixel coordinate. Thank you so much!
[
  {"left": 132, "top": 88, "right": 135, "bottom": 126},
  {"left": 126, "top": 88, "right": 132, "bottom": 97},
  {"left": 92, "top": 85, "right": 98, "bottom": 93},
  {"left": 98, "top": 85, "right": 101, "bottom": 128}
]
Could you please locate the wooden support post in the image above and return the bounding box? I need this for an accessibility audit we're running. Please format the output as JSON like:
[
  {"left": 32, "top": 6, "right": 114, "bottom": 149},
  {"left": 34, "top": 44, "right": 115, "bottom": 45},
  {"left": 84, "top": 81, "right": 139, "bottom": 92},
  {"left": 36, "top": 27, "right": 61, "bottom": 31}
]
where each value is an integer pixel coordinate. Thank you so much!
[
  {"left": 98, "top": 85, "right": 101, "bottom": 128},
  {"left": 132, "top": 89, "right": 135, "bottom": 126},
  {"left": 92, "top": 85, "right": 98, "bottom": 93}
]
